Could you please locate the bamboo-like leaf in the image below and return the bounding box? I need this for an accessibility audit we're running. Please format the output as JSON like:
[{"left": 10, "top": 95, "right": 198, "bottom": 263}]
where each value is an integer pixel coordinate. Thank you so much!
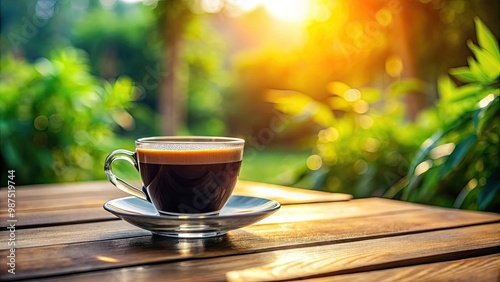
[
  {"left": 448, "top": 84, "right": 483, "bottom": 103},
  {"left": 310, "top": 102, "right": 336, "bottom": 128},
  {"left": 472, "top": 108, "right": 482, "bottom": 134},
  {"left": 360, "top": 87, "right": 381, "bottom": 103},
  {"left": 328, "top": 96, "right": 350, "bottom": 111},
  {"left": 389, "top": 79, "right": 427, "bottom": 98},
  {"left": 454, "top": 183, "right": 481, "bottom": 209},
  {"left": 474, "top": 17, "right": 500, "bottom": 62},
  {"left": 383, "top": 176, "right": 408, "bottom": 198},
  {"left": 453, "top": 185, "right": 471, "bottom": 209},
  {"left": 467, "top": 56, "right": 490, "bottom": 83},
  {"left": 266, "top": 90, "right": 314, "bottom": 116},
  {"left": 449, "top": 67, "right": 478, "bottom": 83},
  {"left": 439, "top": 134, "right": 477, "bottom": 179},
  {"left": 405, "top": 113, "right": 471, "bottom": 198},
  {"left": 477, "top": 95, "right": 499, "bottom": 135},
  {"left": 416, "top": 165, "right": 442, "bottom": 201},
  {"left": 405, "top": 131, "right": 444, "bottom": 199},
  {"left": 467, "top": 40, "right": 500, "bottom": 80},
  {"left": 478, "top": 171, "right": 500, "bottom": 210},
  {"left": 437, "top": 75, "right": 456, "bottom": 102},
  {"left": 327, "top": 81, "right": 351, "bottom": 96},
  {"left": 266, "top": 90, "right": 336, "bottom": 127}
]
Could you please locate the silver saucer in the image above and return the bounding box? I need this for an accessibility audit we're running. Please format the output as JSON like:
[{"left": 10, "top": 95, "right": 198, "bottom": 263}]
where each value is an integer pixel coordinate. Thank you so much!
[{"left": 103, "top": 196, "right": 280, "bottom": 238}]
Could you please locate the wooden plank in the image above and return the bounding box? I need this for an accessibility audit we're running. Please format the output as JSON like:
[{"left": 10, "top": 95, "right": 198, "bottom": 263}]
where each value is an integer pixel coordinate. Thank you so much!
[
  {"left": 0, "top": 181, "right": 120, "bottom": 201},
  {"left": 1, "top": 208, "right": 498, "bottom": 281},
  {"left": 2, "top": 194, "right": 127, "bottom": 212},
  {"left": 0, "top": 198, "right": 412, "bottom": 229},
  {"left": 0, "top": 198, "right": 425, "bottom": 248},
  {"left": 0, "top": 206, "right": 115, "bottom": 229},
  {"left": 234, "top": 180, "right": 352, "bottom": 203},
  {"left": 0, "top": 180, "right": 351, "bottom": 212},
  {"left": 14, "top": 223, "right": 500, "bottom": 282},
  {"left": 304, "top": 254, "right": 500, "bottom": 282}
]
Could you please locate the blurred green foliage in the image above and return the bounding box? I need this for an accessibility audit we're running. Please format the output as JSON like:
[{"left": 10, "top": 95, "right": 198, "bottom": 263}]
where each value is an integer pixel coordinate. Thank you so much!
[
  {"left": 239, "top": 149, "right": 310, "bottom": 186},
  {"left": 388, "top": 19, "right": 500, "bottom": 211},
  {"left": 0, "top": 47, "right": 141, "bottom": 185},
  {"left": 226, "top": 0, "right": 499, "bottom": 139},
  {"left": 269, "top": 19, "right": 499, "bottom": 211},
  {"left": 0, "top": 0, "right": 498, "bottom": 200},
  {"left": 182, "top": 16, "right": 230, "bottom": 136},
  {"left": 267, "top": 80, "right": 433, "bottom": 198}
]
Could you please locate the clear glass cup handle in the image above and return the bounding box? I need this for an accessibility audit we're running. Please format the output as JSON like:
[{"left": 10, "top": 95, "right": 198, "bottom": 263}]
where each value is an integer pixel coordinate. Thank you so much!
[{"left": 104, "top": 149, "right": 147, "bottom": 201}]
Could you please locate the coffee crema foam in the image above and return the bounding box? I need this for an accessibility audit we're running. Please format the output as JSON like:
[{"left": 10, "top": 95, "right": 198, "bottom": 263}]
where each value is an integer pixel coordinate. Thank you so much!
[{"left": 136, "top": 147, "right": 243, "bottom": 165}]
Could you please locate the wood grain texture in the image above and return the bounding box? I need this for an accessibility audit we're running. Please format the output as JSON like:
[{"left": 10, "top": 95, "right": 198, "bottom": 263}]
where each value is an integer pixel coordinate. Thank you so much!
[
  {"left": 1, "top": 208, "right": 498, "bottom": 281},
  {"left": 0, "top": 198, "right": 492, "bottom": 249},
  {"left": 1, "top": 182, "right": 498, "bottom": 282},
  {"left": 19, "top": 224, "right": 500, "bottom": 282},
  {"left": 0, "top": 180, "right": 351, "bottom": 211},
  {"left": 0, "top": 196, "right": 413, "bottom": 229},
  {"left": 1, "top": 198, "right": 424, "bottom": 248},
  {"left": 304, "top": 254, "right": 500, "bottom": 282}
]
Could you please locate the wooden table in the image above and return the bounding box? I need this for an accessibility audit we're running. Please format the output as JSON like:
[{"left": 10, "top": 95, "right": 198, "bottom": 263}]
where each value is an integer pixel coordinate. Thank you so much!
[{"left": 1, "top": 180, "right": 499, "bottom": 281}]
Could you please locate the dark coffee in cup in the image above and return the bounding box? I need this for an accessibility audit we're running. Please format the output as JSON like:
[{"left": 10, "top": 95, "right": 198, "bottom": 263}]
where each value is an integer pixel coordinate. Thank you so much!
[
  {"left": 104, "top": 136, "right": 244, "bottom": 216},
  {"left": 137, "top": 148, "right": 242, "bottom": 214}
]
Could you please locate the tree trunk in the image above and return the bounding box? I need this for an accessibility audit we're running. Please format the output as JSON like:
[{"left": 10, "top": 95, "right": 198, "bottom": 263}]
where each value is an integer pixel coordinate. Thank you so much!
[
  {"left": 158, "top": 3, "right": 190, "bottom": 135},
  {"left": 160, "top": 19, "right": 183, "bottom": 135},
  {"left": 392, "top": 1, "right": 426, "bottom": 122}
]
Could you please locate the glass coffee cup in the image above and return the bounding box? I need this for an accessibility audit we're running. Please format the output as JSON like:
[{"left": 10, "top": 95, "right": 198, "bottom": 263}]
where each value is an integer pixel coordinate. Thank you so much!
[{"left": 104, "top": 136, "right": 244, "bottom": 216}]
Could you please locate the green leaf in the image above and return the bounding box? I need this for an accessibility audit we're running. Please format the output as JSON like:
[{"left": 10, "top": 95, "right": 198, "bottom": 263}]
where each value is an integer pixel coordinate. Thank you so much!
[
  {"left": 475, "top": 18, "right": 500, "bottom": 62},
  {"left": 416, "top": 165, "right": 441, "bottom": 201},
  {"left": 449, "top": 67, "right": 477, "bottom": 83},
  {"left": 389, "top": 79, "right": 427, "bottom": 98},
  {"left": 404, "top": 113, "right": 471, "bottom": 199},
  {"left": 472, "top": 108, "right": 481, "bottom": 134},
  {"left": 448, "top": 84, "right": 483, "bottom": 103},
  {"left": 478, "top": 171, "right": 500, "bottom": 210},
  {"left": 467, "top": 56, "right": 490, "bottom": 83},
  {"left": 437, "top": 76, "right": 456, "bottom": 103},
  {"left": 467, "top": 40, "right": 500, "bottom": 80},
  {"left": 328, "top": 96, "right": 350, "bottom": 111},
  {"left": 405, "top": 130, "right": 444, "bottom": 197},
  {"left": 360, "top": 87, "right": 381, "bottom": 103},
  {"left": 309, "top": 102, "right": 336, "bottom": 128},
  {"left": 477, "top": 95, "right": 499, "bottom": 135},
  {"left": 266, "top": 90, "right": 336, "bottom": 127},
  {"left": 454, "top": 183, "right": 480, "bottom": 209},
  {"left": 439, "top": 134, "right": 477, "bottom": 179}
]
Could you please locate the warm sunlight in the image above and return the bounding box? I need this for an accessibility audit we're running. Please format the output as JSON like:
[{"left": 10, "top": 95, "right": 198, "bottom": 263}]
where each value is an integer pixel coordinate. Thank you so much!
[{"left": 262, "top": 0, "right": 310, "bottom": 22}]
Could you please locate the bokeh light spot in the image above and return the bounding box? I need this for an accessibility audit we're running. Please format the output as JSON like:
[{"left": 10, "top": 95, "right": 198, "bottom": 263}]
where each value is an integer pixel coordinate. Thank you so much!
[
  {"left": 353, "top": 100, "right": 369, "bottom": 114},
  {"left": 385, "top": 55, "right": 403, "bottom": 77},
  {"left": 318, "top": 127, "right": 339, "bottom": 143},
  {"left": 263, "top": 0, "right": 309, "bottom": 22},
  {"left": 415, "top": 160, "right": 432, "bottom": 176},
  {"left": 344, "top": 89, "right": 361, "bottom": 102},
  {"left": 201, "top": 0, "right": 223, "bottom": 13},
  {"left": 365, "top": 138, "right": 380, "bottom": 153},
  {"left": 34, "top": 115, "right": 49, "bottom": 131},
  {"left": 307, "top": 154, "right": 322, "bottom": 171},
  {"left": 358, "top": 115, "right": 374, "bottom": 129},
  {"left": 376, "top": 8, "right": 392, "bottom": 26},
  {"left": 353, "top": 159, "right": 368, "bottom": 175}
]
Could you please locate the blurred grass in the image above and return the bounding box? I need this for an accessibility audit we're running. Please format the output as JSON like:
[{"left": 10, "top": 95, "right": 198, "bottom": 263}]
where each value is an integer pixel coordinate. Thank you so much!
[{"left": 239, "top": 149, "right": 310, "bottom": 187}]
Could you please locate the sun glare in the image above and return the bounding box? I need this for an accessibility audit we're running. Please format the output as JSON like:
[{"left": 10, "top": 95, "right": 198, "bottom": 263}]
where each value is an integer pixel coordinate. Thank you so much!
[{"left": 262, "top": 0, "right": 310, "bottom": 22}]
